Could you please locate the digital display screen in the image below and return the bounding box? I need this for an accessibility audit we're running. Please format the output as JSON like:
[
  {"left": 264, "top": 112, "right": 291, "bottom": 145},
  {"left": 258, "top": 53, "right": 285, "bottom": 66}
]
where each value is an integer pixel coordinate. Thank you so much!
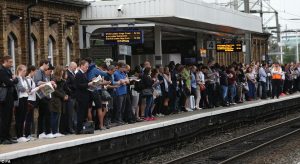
[
  {"left": 216, "top": 43, "right": 242, "bottom": 52},
  {"left": 104, "top": 30, "right": 144, "bottom": 45}
]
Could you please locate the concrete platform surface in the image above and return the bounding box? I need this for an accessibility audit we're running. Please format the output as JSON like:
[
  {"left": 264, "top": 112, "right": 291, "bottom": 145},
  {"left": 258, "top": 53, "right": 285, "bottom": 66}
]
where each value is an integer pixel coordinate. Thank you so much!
[{"left": 1, "top": 93, "right": 300, "bottom": 160}]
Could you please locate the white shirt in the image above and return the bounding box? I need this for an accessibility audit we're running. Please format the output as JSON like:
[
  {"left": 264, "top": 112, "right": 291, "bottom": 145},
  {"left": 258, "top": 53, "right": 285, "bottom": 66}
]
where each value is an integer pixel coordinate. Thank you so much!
[
  {"left": 18, "top": 77, "right": 29, "bottom": 98},
  {"left": 163, "top": 74, "right": 170, "bottom": 92},
  {"left": 198, "top": 72, "right": 205, "bottom": 84},
  {"left": 27, "top": 77, "right": 40, "bottom": 101}
]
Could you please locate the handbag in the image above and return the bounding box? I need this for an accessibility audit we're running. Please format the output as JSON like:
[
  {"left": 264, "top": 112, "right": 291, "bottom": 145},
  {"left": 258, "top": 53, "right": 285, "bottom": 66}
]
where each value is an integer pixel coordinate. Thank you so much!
[
  {"left": 101, "top": 89, "right": 112, "bottom": 101},
  {"left": 82, "top": 121, "right": 95, "bottom": 134},
  {"left": 142, "top": 88, "right": 153, "bottom": 96},
  {"left": 188, "top": 95, "right": 195, "bottom": 110},
  {"left": 199, "top": 84, "right": 206, "bottom": 92},
  {"left": 243, "top": 82, "right": 249, "bottom": 92}
]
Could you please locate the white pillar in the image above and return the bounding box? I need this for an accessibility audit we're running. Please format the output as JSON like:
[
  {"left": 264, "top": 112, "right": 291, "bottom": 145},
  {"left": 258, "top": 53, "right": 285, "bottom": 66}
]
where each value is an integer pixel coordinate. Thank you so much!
[
  {"left": 154, "top": 26, "right": 162, "bottom": 66},
  {"left": 280, "top": 33, "right": 283, "bottom": 64},
  {"left": 296, "top": 32, "right": 299, "bottom": 63},
  {"left": 280, "top": 44, "right": 283, "bottom": 64}
]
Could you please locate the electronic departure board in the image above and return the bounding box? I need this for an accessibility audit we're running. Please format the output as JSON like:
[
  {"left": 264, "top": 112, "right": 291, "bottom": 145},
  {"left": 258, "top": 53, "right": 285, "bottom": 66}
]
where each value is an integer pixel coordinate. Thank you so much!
[
  {"left": 104, "top": 30, "right": 144, "bottom": 45},
  {"left": 216, "top": 43, "right": 242, "bottom": 52}
]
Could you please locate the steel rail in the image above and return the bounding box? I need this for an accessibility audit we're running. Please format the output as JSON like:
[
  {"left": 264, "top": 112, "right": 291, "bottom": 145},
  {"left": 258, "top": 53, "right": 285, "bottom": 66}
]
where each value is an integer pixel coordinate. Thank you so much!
[{"left": 165, "top": 116, "right": 300, "bottom": 164}]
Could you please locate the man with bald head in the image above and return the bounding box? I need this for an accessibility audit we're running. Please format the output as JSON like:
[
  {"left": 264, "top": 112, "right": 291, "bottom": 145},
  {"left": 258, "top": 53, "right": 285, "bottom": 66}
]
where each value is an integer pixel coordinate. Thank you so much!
[{"left": 64, "top": 61, "right": 78, "bottom": 134}]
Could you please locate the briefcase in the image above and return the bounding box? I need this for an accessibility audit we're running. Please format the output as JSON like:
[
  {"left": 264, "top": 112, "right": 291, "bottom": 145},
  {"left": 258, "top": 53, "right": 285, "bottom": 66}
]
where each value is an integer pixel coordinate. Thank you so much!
[{"left": 82, "top": 121, "right": 95, "bottom": 134}]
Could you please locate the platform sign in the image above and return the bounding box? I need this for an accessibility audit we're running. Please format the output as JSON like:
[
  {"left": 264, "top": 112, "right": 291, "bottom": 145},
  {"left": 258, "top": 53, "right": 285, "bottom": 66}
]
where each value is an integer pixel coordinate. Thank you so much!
[
  {"left": 216, "top": 43, "right": 243, "bottom": 52},
  {"left": 207, "top": 41, "right": 216, "bottom": 50},
  {"left": 104, "top": 30, "right": 144, "bottom": 45}
]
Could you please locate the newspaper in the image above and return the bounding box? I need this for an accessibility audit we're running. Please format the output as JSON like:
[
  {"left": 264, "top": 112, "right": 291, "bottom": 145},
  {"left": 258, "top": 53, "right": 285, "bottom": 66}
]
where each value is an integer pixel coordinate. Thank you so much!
[
  {"left": 36, "top": 82, "right": 55, "bottom": 99},
  {"left": 129, "top": 76, "right": 140, "bottom": 82},
  {"left": 88, "top": 75, "right": 103, "bottom": 92}
]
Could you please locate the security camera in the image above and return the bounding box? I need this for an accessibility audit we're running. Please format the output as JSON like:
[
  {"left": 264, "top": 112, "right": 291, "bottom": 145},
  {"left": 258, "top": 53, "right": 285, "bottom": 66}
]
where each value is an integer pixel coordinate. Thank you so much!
[{"left": 117, "top": 4, "right": 124, "bottom": 12}]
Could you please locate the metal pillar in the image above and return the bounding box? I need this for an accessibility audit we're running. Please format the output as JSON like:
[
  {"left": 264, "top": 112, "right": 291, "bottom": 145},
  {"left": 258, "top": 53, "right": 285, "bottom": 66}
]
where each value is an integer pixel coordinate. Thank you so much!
[
  {"left": 196, "top": 33, "right": 204, "bottom": 63},
  {"left": 296, "top": 31, "right": 299, "bottom": 63},
  {"left": 244, "top": 0, "right": 252, "bottom": 64},
  {"left": 154, "top": 26, "right": 162, "bottom": 66},
  {"left": 233, "top": 0, "right": 239, "bottom": 10},
  {"left": 275, "top": 12, "right": 281, "bottom": 43}
]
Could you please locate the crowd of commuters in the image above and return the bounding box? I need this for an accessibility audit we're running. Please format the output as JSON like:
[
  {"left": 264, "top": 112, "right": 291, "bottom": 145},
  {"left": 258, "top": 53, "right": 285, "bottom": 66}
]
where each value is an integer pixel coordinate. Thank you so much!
[{"left": 0, "top": 54, "right": 299, "bottom": 144}]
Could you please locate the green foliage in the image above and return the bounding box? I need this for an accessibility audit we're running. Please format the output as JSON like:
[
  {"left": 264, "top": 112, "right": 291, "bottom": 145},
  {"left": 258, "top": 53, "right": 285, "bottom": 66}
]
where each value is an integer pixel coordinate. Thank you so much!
[
  {"left": 95, "top": 59, "right": 104, "bottom": 67},
  {"left": 283, "top": 46, "right": 299, "bottom": 63}
]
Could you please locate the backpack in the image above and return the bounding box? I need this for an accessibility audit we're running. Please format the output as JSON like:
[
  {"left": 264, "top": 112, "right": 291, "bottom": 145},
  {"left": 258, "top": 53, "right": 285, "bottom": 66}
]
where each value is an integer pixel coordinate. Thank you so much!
[{"left": 134, "top": 80, "right": 144, "bottom": 92}]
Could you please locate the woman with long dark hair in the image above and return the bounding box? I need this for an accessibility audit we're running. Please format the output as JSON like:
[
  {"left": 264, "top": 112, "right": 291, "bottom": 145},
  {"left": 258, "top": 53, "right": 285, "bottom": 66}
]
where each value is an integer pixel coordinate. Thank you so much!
[
  {"left": 246, "top": 67, "right": 256, "bottom": 101},
  {"left": 25, "top": 66, "right": 45, "bottom": 140},
  {"left": 141, "top": 67, "right": 154, "bottom": 121},
  {"left": 49, "top": 66, "right": 68, "bottom": 137}
]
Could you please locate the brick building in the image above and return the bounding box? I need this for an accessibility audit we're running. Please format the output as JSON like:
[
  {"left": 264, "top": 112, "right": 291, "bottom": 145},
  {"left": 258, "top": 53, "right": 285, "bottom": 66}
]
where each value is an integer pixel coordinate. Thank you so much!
[{"left": 0, "top": 0, "right": 88, "bottom": 71}]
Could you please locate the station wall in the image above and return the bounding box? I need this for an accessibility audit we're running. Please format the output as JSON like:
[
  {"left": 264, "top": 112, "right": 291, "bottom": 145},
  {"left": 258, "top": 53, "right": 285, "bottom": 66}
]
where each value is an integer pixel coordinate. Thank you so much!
[{"left": 0, "top": 0, "right": 83, "bottom": 68}]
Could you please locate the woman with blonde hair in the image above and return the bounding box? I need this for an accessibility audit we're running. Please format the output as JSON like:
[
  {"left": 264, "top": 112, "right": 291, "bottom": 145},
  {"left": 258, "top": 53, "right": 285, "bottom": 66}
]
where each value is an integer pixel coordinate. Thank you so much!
[{"left": 15, "top": 65, "right": 30, "bottom": 142}]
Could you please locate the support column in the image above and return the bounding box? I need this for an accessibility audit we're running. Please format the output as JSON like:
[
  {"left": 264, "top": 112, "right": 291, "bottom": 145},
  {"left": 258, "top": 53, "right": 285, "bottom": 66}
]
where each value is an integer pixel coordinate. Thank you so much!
[
  {"left": 21, "top": 10, "right": 28, "bottom": 64},
  {"left": 40, "top": 11, "right": 48, "bottom": 60},
  {"left": 58, "top": 15, "right": 65, "bottom": 66},
  {"left": 233, "top": 0, "right": 239, "bottom": 10},
  {"left": 244, "top": 0, "right": 252, "bottom": 64},
  {"left": 0, "top": 3, "right": 7, "bottom": 56},
  {"left": 73, "top": 18, "right": 80, "bottom": 61},
  {"left": 154, "top": 26, "right": 162, "bottom": 66},
  {"left": 196, "top": 33, "right": 204, "bottom": 63}
]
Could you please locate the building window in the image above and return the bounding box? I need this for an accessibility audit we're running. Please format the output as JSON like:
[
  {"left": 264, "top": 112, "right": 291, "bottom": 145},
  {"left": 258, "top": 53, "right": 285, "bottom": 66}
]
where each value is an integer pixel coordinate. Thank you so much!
[
  {"left": 66, "top": 38, "right": 72, "bottom": 65},
  {"left": 7, "top": 33, "right": 16, "bottom": 72},
  {"left": 48, "top": 37, "right": 54, "bottom": 65}
]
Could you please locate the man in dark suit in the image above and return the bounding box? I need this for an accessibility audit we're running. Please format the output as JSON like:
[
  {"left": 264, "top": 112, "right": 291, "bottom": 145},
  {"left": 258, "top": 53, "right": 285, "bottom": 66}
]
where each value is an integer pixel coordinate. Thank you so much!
[
  {"left": 75, "top": 60, "right": 93, "bottom": 134},
  {"left": 65, "top": 62, "right": 77, "bottom": 134},
  {"left": 0, "top": 56, "right": 19, "bottom": 144}
]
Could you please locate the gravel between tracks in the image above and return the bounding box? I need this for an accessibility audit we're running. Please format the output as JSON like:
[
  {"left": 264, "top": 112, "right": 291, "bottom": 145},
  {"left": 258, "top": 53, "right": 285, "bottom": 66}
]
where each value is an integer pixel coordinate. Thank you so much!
[
  {"left": 141, "top": 109, "right": 300, "bottom": 164},
  {"left": 235, "top": 130, "right": 300, "bottom": 164}
]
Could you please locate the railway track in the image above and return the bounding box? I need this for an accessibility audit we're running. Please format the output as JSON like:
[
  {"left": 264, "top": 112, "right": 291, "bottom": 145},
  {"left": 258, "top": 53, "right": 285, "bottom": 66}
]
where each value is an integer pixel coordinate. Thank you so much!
[{"left": 165, "top": 116, "right": 300, "bottom": 164}]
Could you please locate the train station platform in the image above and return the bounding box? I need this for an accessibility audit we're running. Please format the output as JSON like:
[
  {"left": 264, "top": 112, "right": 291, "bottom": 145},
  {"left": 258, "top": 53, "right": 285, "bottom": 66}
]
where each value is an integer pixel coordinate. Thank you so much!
[{"left": 1, "top": 94, "right": 300, "bottom": 163}]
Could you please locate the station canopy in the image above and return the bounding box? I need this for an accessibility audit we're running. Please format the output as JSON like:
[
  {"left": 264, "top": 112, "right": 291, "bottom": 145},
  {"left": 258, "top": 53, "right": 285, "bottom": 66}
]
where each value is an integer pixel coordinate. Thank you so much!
[{"left": 81, "top": 0, "right": 263, "bottom": 35}]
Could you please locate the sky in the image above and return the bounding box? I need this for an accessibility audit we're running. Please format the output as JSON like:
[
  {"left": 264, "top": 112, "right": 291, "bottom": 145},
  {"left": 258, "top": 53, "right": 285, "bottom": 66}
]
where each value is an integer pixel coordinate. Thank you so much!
[
  {"left": 202, "top": 0, "right": 300, "bottom": 30},
  {"left": 270, "top": 0, "right": 300, "bottom": 30}
]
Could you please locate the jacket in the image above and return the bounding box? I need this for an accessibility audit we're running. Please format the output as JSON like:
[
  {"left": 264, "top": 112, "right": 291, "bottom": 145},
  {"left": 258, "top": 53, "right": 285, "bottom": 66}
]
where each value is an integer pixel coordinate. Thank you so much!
[
  {"left": 0, "top": 65, "right": 18, "bottom": 88},
  {"left": 49, "top": 79, "right": 66, "bottom": 113},
  {"left": 87, "top": 64, "right": 107, "bottom": 81},
  {"left": 0, "top": 65, "right": 18, "bottom": 101},
  {"left": 75, "top": 70, "right": 90, "bottom": 102},
  {"left": 66, "top": 69, "right": 76, "bottom": 98},
  {"left": 141, "top": 74, "right": 153, "bottom": 90}
]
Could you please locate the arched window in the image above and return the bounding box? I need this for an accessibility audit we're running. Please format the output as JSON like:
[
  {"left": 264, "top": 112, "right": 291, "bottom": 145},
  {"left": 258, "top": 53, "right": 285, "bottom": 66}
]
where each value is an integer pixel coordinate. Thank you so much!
[
  {"left": 31, "top": 34, "right": 37, "bottom": 66},
  {"left": 66, "top": 38, "right": 73, "bottom": 65},
  {"left": 7, "top": 33, "right": 16, "bottom": 72},
  {"left": 48, "top": 36, "right": 55, "bottom": 65}
]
